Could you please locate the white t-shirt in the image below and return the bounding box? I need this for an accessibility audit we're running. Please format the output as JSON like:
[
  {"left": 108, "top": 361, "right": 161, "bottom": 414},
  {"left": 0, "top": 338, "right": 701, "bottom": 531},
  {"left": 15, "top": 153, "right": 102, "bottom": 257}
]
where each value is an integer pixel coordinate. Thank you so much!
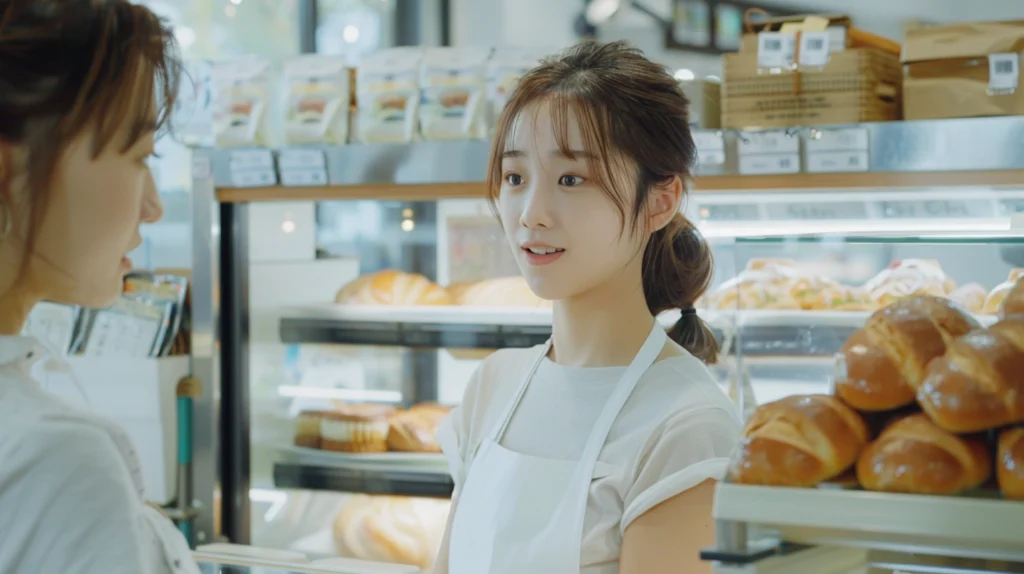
[
  {"left": 0, "top": 336, "right": 199, "bottom": 574},
  {"left": 438, "top": 345, "right": 742, "bottom": 573}
]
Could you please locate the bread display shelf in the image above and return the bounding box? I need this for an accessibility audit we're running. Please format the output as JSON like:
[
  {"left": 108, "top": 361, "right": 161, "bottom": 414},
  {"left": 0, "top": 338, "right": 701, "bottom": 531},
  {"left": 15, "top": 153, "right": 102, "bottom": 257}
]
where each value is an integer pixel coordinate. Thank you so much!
[
  {"left": 273, "top": 463, "right": 454, "bottom": 499},
  {"left": 713, "top": 483, "right": 1024, "bottom": 563}
]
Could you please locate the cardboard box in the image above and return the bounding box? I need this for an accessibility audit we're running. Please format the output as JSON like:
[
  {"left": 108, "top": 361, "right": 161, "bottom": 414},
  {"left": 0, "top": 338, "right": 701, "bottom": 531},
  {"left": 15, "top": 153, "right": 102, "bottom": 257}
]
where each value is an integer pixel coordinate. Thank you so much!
[
  {"left": 902, "top": 21, "right": 1024, "bottom": 120},
  {"left": 681, "top": 79, "right": 721, "bottom": 129}
]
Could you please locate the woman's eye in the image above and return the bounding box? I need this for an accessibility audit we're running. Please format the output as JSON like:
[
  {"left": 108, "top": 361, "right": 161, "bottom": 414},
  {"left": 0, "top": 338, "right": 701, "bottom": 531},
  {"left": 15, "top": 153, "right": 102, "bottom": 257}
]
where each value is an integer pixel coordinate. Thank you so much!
[
  {"left": 505, "top": 173, "right": 524, "bottom": 186},
  {"left": 559, "top": 175, "right": 585, "bottom": 187}
]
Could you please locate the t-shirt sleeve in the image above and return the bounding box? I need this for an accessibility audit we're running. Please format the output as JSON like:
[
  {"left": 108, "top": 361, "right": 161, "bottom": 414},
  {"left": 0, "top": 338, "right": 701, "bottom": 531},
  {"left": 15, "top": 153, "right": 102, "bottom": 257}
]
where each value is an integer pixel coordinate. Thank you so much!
[
  {"left": 436, "top": 364, "right": 485, "bottom": 495},
  {"left": 5, "top": 423, "right": 151, "bottom": 574},
  {"left": 620, "top": 406, "right": 741, "bottom": 532}
]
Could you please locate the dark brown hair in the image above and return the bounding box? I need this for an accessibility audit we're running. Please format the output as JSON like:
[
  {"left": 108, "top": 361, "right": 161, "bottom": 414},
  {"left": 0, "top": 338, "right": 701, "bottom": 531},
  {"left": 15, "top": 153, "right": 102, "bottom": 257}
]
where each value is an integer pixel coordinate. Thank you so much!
[
  {"left": 0, "top": 0, "right": 180, "bottom": 265},
  {"left": 488, "top": 40, "right": 719, "bottom": 363}
]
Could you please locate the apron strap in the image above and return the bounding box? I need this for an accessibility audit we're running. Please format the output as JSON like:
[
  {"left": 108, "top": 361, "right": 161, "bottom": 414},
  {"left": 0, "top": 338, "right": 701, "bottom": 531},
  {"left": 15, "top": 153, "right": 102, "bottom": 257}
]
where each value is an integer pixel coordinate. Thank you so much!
[{"left": 490, "top": 339, "right": 553, "bottom": 443}]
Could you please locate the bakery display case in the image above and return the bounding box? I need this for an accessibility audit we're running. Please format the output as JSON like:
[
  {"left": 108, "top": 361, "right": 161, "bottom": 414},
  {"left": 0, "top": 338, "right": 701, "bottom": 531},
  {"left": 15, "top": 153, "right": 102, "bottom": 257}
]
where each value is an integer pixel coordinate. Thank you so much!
[{"left": 188, "top": 113, "right": 1024, "bottom": 570}]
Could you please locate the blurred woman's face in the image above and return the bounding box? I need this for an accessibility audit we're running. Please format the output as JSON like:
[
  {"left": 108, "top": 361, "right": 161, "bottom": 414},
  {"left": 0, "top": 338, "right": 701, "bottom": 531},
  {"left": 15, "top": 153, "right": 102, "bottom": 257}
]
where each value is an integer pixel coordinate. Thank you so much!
[{"left": 2, "top": 114, "right": 163, "bottom": 309}]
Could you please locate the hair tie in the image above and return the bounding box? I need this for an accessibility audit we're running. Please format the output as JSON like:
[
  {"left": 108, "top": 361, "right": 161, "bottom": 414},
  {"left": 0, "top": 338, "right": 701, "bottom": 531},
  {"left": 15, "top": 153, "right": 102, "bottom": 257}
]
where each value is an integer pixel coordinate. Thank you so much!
[{"left": 680, "top": 307, "right": 697, "bottom": 317}]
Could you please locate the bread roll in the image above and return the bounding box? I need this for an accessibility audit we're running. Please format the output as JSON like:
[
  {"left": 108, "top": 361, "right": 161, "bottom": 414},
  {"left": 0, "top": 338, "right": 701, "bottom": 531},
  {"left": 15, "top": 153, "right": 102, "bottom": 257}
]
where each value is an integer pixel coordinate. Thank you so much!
[
  {"left": 1000, "top": 272, "right": 1024, "bottom": 317},
  {"left": 333, "top": 495, "right": 449, "bottom": 569},
  {"left": 998, "top": 426, "right": 1024, "bottom": 500},
  {"left": 335, "top": 270, "right": 451, "bottom": 306},
  {"left": 387, "top": 403, "right": 451, "bottom": 453},
  {"left": 856, "top": 414, "right": 991, "bottom": 495},
  {"left": 834, "top": 296, "right": 979, "bottom": 412},
  {"left": 728, "top": 394, "right": 869, "bottom": 487},
  {"left": 983, "top": 269, "right": 1024, "bottom": 315},
  {"left": 948, "top": 283, "right": 987, "bottom": 314},
  {"left": 918, "top": 316, "right": 1024, "bottom": 433},
  {"left": 448, "top": 276, "right": 550, "bottom": 308}
]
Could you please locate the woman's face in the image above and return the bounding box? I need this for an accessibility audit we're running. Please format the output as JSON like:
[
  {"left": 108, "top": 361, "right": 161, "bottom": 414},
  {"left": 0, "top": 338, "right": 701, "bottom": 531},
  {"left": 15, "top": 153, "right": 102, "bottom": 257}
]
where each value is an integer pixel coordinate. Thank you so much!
[
  {"left": 12, "top": 119, "right": 163, "bottom": 308},
  {"left": 497, "top": 100, "right": 649, "bottom": 302}
]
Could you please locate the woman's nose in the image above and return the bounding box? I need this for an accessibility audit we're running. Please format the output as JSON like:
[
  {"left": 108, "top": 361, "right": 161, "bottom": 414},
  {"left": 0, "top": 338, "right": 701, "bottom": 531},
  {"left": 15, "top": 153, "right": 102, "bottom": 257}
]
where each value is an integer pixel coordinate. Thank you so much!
[
  {"left": 519, "top": 185, "right": 555, "bottom": 229},
  {"left": 140, "top": 169, "right": 163, "bottom": 224}
]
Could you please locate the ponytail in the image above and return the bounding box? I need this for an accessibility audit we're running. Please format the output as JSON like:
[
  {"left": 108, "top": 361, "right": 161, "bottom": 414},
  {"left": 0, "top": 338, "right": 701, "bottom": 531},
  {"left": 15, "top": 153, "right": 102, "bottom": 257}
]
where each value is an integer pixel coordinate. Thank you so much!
[{"left": 642, "top": 213, "right": 719, "bottom": 364}]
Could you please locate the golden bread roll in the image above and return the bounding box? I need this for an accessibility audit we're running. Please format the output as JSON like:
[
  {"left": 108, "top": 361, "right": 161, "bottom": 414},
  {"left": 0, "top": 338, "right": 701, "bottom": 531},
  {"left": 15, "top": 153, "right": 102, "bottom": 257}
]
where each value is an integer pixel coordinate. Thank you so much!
[
  {"left": 834, "top": 296, "right": 979, "bottom": 412},
  {"left": 1000, "top": 271, "right": 1024, "bottom": 317},
  {"left": 998, "top": 426, "right": 1024, "bottom": 500},
  {"left": 448, "top": 276, "right": 550, "bottom": 308},
  {"left": 727, "top": 394, "right": 869, "bottom": 487},
  {"left": 387, "top": 403, "right": 452, "bottom": 453},
  {"left": 856, "top": 414, "right": 991, "bottom": 495},
  {"left": 918, "top": 316, "right": 1024, "bottom": 433},
  {"left": 335, "top": 270, "right": 451, "bottom": 306},
  {"left": 948, "top": 283, "right": 987, "bottom": 315},
  {"left": 333, "top": 495, "right": 450, "bottom": 570},
  {"left": 983, "top": 269, "right": 1024, "bottom": 315}
]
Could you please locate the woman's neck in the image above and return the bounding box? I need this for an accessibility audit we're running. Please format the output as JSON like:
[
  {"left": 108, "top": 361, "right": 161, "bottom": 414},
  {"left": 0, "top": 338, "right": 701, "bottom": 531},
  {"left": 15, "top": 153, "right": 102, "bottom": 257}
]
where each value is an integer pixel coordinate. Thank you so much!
[
  {"left": 549, "top": 264, "right": 656, "bottom": 368},
  {"left": 0, "top": 244, "right": 36, "bottom": 335}
]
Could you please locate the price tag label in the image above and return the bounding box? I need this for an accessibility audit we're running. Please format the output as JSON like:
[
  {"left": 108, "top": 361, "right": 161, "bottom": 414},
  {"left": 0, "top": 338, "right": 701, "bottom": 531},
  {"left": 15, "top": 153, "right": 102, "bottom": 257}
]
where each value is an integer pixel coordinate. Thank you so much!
[
  {"left": 877, "top": 199, "right": 990, "bottom": 219},
  {"left": 757, "top": 32, "right": 795, "bottom": 69},
  {"left": 229, "top": 169, "right": 277, "bottom": 187},
  {"left": 739, "top": 153, "right": 800, "bottom": 175},
  {"left": 767, "top": 201, "right": 868, "bottom": 221},
  {"left": 806, "top": 127, "right": 869, "bottom": 152},
  {"left": 989, "top": 53, "right": 1020, "bottom": 92},
  {"left": 798, "top": 31, "right": 831, "bottom": 67},
  {"left": 806, "top": 151, "right": 869, "bottom": 173},
  {"left": 280, "top": 168, "right": 328, "bottom": 187},
  {"left": 698, "top": 203, "right": 761, "bottom": 222},
  {"left": 738, "top": 131, "right": 799, "bottom": 155},
  {"left": 278, "top": 148, "right": 327, "bottom": 170},
  {"left": 228, "top": 149, "right": 275, "bottom": 170}
]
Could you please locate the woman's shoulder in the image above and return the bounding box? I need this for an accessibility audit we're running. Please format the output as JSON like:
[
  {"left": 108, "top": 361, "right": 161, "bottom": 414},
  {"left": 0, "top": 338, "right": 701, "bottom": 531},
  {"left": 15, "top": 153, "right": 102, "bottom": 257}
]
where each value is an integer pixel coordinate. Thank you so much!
[{"left": 626, "top": 350, "right": 741, "bottom": 429}]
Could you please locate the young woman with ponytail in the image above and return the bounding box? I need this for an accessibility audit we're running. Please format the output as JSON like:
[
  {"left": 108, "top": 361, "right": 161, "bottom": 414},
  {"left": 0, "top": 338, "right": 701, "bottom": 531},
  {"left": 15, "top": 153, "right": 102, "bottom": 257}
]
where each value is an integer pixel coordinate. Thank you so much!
[{"left": 434, "top": 40, "right": 741, "bottom": 573}]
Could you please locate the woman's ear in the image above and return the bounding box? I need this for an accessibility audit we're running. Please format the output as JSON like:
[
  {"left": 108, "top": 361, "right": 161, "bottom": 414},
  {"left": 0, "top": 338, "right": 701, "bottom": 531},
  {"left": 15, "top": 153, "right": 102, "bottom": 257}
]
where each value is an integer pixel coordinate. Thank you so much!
[{"left": 648, "top": 175, "right": 683, "bottom": 232}]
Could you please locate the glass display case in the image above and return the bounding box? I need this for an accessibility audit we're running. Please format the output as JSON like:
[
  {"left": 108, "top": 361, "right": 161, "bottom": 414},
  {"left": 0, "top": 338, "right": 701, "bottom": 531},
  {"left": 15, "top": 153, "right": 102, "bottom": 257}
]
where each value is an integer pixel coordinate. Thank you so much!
[{"left": 189, "top": 115, "right": 1024, "bottom": 571}]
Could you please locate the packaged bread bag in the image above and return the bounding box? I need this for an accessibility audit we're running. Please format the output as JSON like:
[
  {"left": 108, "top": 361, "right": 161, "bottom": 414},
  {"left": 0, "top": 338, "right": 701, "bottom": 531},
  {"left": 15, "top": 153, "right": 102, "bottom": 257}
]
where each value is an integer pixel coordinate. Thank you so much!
[
  {"left": 485, "top": 47, "right": 549, "bottom": 135},
  {"left": 419, "top": 47, "right": 489, "bottom": 140},
  {"left": 213, "top": 56, "right": 279, "bottom": 148},
  {"left": 355, "top": 47, "right": 422, "bottom": 143},
  {"left": 283, "top": 54, "right": 351, "bottom": 145}
]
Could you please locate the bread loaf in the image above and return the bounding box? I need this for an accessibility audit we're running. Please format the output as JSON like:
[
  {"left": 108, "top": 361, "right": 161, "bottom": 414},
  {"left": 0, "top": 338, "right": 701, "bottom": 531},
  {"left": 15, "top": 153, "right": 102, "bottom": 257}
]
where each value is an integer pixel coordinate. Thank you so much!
[
  {"left": 448, "top": 276, "right": 550, "bottom": 308},
  {"left": 834, "top": 296, "right": 979, "bottom": 412},
  {"left": 333, "top": 495, "right": 449, "bottom": 569},
  {"left": 998, "top": 426, "right": 1024, "bottom": 500},
  {"left": 856, "top": 414, "right": 991, "bottom": 495},
  {"left": 919, "top": 316, "right": 1024, "bottom": 433},
  {"left": 335, "top": 270, "right": 451, "bottom": 306},
  {"left": 387, "top": 403, "right": 451, "bottom": 453},
  {"left": 1001, "top": 274, "right": 1024, "bottom": 317},
  {"left": 983, "top": 269, "right": 1024, "bottom": 315},
  {"left": 728, "top": 394, "right": 869, "bottom": 487}
]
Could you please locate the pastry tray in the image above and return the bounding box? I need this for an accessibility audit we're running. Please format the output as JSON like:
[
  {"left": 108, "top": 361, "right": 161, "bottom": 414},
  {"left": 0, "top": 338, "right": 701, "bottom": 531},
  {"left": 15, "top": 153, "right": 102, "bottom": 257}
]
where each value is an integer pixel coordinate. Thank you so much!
[{"left": 714, "top": 483, "right": 1024, "bottom": 562}]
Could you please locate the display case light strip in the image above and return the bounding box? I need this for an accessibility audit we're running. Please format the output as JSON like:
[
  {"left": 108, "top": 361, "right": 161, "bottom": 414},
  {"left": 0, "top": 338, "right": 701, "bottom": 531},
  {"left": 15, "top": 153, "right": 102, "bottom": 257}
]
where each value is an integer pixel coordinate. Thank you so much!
[
  {"left": 698, "top": 219, "right": 1010, "bottom": 238},
  {"left": 276, "top": 385, "right": 403, "bottom": 403}
]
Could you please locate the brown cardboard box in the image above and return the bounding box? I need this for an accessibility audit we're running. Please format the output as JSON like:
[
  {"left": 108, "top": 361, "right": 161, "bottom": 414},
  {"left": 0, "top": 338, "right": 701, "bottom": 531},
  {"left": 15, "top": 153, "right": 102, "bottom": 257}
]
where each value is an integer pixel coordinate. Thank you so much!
[
  {"left": 903, "top": 21, "right": 1024, "bottom": 120},
  {"left": 681, "top": 79, "right": 721, "bottom": 129}
]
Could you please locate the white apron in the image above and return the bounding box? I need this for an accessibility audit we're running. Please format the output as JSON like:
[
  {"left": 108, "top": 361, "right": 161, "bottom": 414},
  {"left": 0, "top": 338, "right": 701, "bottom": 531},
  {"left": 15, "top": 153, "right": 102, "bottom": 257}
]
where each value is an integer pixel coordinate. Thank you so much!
[{"left": 448, "top": 323, "right": 667, "bottom": 573}]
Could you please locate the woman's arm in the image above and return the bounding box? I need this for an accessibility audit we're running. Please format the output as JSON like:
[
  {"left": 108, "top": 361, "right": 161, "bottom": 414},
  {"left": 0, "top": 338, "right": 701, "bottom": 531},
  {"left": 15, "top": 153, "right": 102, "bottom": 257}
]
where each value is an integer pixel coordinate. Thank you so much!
[{"left": 618, "top": 479, "right": 717, "bottom": 574}]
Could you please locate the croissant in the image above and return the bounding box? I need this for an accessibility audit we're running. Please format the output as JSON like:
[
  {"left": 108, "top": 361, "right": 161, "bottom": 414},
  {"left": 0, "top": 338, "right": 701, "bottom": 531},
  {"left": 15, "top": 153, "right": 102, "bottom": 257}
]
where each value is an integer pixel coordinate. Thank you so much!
[
  {"left": 335, "top": 270, "right": 451, "bottom": 306},
  {"left": 1001, "top": 273, "right": 1024, "bottom": 317},
  {"left": 918, "top": 316, "right": 1024, "bottom": 433},
  {"left": 833, "top": 296, "right": 979, "bottom": 412},
  {"left": 856, "top": 414, "right": 991, "bottom": 495},
  {"left": 984, "top": 269, "right": 1024, "bottom": 315},
  {"left": 727, "top": 394, "right": 869, "bottom": 487},
  {"left": 998, "top": 426, "right": 1024, "bottom": 500},
  {"left": 947, "top": 283, "right": 987, "bottom": 315}
]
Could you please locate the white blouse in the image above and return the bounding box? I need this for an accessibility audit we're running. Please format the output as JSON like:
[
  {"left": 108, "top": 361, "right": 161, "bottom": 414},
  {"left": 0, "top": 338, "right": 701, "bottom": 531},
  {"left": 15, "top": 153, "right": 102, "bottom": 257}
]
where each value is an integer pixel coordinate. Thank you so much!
[
  {"left": 438, "top": 345, "right": 742, "bottom": 573},
  {"left": 0, "top": 336, "right": 198, "bottom": 574}
]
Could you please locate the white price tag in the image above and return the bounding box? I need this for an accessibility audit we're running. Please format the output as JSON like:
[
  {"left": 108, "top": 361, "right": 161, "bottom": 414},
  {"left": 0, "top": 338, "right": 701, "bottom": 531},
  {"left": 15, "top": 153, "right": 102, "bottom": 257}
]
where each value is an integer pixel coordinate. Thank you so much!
[
  {"left": 230, "top": 169, "right": 277, "bottom": 187},
  {"left": 191, "top": 156, "right": 212, "bottom": 180},
  {"left": 806, "top": 127, "right": 869, "bottom": 152},
  {"left": 228, "top": 149, "right": 275, "bottom": 170},
  {"left": 806, "top": 151, "right": 869, "bottom": 173},
  {"left": 757, "top": 32, "right": 795, "bottom": 69},
  {"left": 739, "top": 153, "right": 800, "bottom": 175},
  {"left": 280, "top": 168, "right": 328, "bottom": 187},
  {"left": 798, "top": 31, "right": 831, "bottom": 67},
  {"left": 738, "top": 131, "right": 799, "bottom": 155},
  {"left": 278, "top": 148, "right": 327, "bottom": 170},
  {"left": 989, "top": 53, "right": 1020, "bottom": 92}
]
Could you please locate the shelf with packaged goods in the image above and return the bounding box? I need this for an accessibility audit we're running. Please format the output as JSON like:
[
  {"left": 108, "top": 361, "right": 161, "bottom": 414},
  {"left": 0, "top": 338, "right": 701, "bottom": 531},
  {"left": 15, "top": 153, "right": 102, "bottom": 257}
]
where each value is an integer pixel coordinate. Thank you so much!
[
  {"left": 710, "top": 484, "right": 1024, "bottom": 565},
  {"left": 208, "top": 117, "right": 1024, "bottom": 204}
]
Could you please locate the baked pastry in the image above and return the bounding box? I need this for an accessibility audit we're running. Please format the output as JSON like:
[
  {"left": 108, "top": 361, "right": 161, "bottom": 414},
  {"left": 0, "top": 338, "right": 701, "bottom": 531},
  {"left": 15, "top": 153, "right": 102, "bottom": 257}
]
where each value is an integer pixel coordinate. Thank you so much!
[
  {"left": 294, "top": 410, "right": 331, "bottom": 449},
  {"left": 864, "top": 259, "right": 957, "bottom": 296},
  {"left": 822, "top": 284, "right": 878, "bottom": 312},
  {"left": 335, "top": 270, "right": 451, "bottom": 306},
  {"left": 707, "top": 275, "right": 801, "bottom": 311},
  {"left": 320, "top": 404, "right": 395, "bottom": 453},
  {"left": 856, "top": 414, "right": 991, "bottom": 495},
  {"left": 788, "top": 275, "right": 842, "bottom": 310},
  {"left": 989, "top": 269, "right": 1024, "bottom": 316},
  {"left": 833, "top": 296, "right": 979, "bottom": 412},
  {"left": 744, "top": 258, "right": 797, "bottom": 274},
  {"left": 1003, "top": 276, "right": 1024, "bottom": 317},
  {"left": 387, "top": 403, "right": 452, "bottom": 453},
  {"left": 727, "top": 394, "right": 869, "bottom": 487},
  {"left": 948, "top": 283, "right": 988, "bottom": 314},
  {"left": 333, "top": 495, "right": 450, "bottom": 570},
  {"left": 918, "top": 316, "right": 1024, "bottom": 433},
  {"left": 448, "top": 276, "right": 550, "bottom": 308},
  {"left": 998, "top": 426, "right": 1024, "bottom": 500}
]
